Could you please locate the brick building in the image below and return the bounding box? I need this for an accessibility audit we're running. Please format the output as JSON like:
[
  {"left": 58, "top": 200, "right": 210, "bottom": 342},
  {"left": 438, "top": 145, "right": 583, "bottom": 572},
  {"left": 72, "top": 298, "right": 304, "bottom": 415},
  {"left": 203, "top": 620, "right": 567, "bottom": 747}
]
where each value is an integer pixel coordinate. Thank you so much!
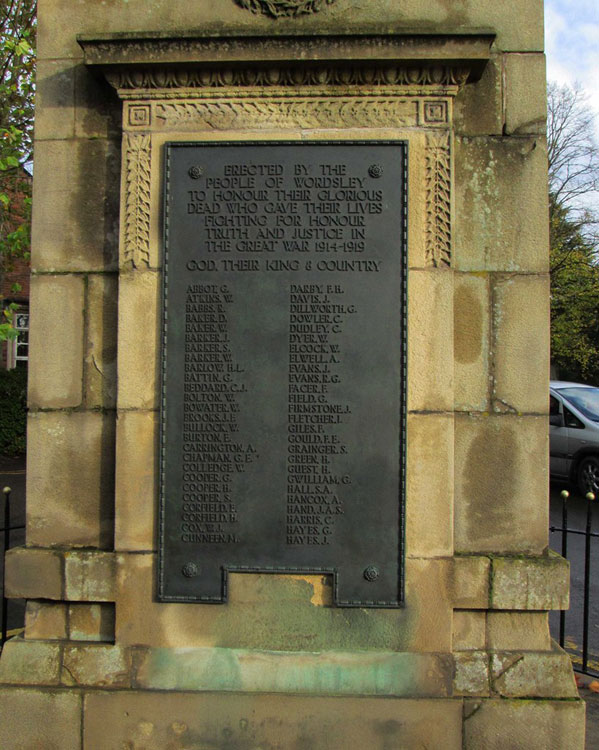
[
  {"left": 1, "top": 257, "right": 30, "bottom": 369},
  {"left": 1, "top": 167, "right": 31, "bottom": 369}
]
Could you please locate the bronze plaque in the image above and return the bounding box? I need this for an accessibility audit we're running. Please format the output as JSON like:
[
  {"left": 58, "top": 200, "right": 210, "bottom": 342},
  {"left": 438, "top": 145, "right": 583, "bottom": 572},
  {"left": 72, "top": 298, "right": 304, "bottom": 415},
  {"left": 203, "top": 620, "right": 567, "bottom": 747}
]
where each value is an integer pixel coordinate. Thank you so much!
[{"left": 159, "top": 142, "right": 407, "bottom": 606}]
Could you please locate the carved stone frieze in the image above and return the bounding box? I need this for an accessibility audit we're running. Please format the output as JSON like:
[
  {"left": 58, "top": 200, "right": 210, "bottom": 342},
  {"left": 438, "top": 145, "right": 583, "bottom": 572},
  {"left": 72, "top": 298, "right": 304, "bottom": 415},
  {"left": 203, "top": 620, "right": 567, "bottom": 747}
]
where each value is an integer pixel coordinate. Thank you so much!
[
  {"left": 155, "top": 98, "right": 420, "bottom": 130},
  {"left": 122, "top": 99, "right": 453, "bottom": 267},
  {"left": 123, "top": 134, "right": 151, "bottom": 269},
  {"left": 235, "top": 0, "right": 337, "bottom": 17},
  {"left": 425, "top": 132, "right": 452, "bottom": 267},
  {"left": 107, "top": 64, "right": 469, "bottom": 92}
]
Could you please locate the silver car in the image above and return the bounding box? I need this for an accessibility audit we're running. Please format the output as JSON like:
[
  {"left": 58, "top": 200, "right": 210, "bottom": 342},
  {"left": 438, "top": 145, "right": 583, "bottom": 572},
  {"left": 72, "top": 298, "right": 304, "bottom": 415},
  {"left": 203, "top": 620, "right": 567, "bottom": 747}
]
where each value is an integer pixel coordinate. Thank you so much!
[{"left": 550, "top": 380, "right": 599, "bottom": 496}]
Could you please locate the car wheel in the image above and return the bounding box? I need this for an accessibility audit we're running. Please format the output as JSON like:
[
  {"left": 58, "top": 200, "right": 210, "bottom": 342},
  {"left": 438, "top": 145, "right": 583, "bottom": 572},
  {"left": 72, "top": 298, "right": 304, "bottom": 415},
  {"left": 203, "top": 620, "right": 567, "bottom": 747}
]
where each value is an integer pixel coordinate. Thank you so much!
[{"left": 577, "top": 456, "right": 599, "bottom": 497}]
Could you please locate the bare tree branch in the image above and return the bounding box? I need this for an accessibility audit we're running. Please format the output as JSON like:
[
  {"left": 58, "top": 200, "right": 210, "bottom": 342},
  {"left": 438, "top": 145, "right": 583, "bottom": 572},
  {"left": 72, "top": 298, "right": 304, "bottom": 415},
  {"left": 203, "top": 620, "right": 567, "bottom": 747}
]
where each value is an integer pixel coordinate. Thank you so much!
[{"left": 548, "top": 82, "right": 599, "bottom": 225}]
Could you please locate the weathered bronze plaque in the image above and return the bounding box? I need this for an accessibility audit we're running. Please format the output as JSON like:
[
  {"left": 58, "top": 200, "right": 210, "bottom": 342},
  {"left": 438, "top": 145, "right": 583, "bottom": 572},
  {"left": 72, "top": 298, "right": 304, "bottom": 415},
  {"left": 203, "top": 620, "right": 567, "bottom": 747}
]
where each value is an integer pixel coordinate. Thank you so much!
[{"left": 159, "top": 142, "right": 407, "bottom": 606}]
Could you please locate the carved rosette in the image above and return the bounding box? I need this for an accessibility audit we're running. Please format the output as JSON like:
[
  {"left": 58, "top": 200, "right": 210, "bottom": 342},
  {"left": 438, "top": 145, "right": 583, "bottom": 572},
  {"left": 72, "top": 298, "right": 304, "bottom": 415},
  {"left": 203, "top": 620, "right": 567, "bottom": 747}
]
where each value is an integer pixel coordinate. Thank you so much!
[
  {"left": 123, "top": 134, "right": 151, "bottom": 269},
  {"left": 425, "top": 132, "right": 452, "bottom": 268},
  {"left": 235, "top": 0, "right": 337, "bottom": 18}
]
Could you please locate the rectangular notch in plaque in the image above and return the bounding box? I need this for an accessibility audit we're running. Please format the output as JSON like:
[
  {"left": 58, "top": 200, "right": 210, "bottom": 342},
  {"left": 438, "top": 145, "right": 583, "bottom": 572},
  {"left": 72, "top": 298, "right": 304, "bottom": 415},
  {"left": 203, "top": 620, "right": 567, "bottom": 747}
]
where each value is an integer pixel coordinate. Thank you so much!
[{"left": 159, "top": 141, "right": 407, "bottom": 607}]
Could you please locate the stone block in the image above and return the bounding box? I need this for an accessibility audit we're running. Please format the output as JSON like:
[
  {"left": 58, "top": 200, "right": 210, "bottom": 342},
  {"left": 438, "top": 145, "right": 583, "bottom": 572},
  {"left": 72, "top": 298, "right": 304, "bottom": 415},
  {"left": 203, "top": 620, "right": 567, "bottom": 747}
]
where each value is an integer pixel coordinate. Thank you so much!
[
  {"left": 0, "top": 688, "right": 82, "bottom": 750},
  {"left": 37, "top": 0, "right": 542, "bottom": 60},
  {"left": 453, "top": 651, "right": 489, "bottom": 696},
  {"left": 5, "top": 547, "right": 63, "bottom": 600},
  {"left": 64, "top": 551, "right": 116, "bottom": 602},
  {"left": 68, "top": 603, "right": 115, "bottom": 642},
  {"left": 83, "top": 692, "right": 463, "bottom": 750},
  {"left": 405, "top": 130, "right": 429, "bottom": 269},
  {"left": 116, "top": 553, "right": 450, "bottom": 653},
  {"left": 34, "top": 58, "right": 76, "bottom": 140},
  {"left": 75, "top": 63, "right": 122, "bottom": 139},
  {"left": 115, "top": 410, "right": 158, "bottom": 551},
  {"left": 25, "top": 602, "right": 68, "bottom": 640},
  {"left": 405, "top": 413, "right": 453, "bottom": 557},
  {"left": 28, "top": 274, "right": 84, "bottom": 408},
  {"left": 487, "top": 612, "right": 551, "bottom": 651},
  {"left": 463, "top": 699, "right": 585, "bottom": 750},
  {"left": 62, "top": 644, "right": 130, "bottom": 687},
  {"left": 504, "top": 53, "right": 547, "bottom": 135},
  {"left": 492, "top": 274, "right": 549, "bottom": 414},
  {"left": 454, "top": 272, "right": 490, "bottom": 411},
  {"left": 403, "top": 558, "right": 453, "bottom": 652},
  {"left": 117, "top": 270, "right": 160, "bottom": 409},
  {"left": 146, "top": 130, "right": 166, "bottom": 271},
  {"left": 454, "top": 54, "right": 503, "bottom": 136},
  {"left": 452, "top": 555, "right": 490, "bottom": 609},
  {"left": 31, "top": 138, "right": 120, "bottom": 272},
  {"left": 491, "top": 552, "right": 570, "bottom": 611},
  {"left": 407, "top": 269, "right": 453, "bottom": 412},
  {"left": 490, "top": 648, "right": 578, "bottom": 698},
  {"left": 453, "top": 610, "right": 486, "bottom": 651},
  {"left": 85, "top": 273, "right": 118, "bottom": 408},
  {"left": 454, "top": 136, "right": 549, "bottom": 273},
  {"left": 26, "top": 411, "right": 115, "bottom": 549},
  {"left": 0, "top": 639, "right": 61, "bottom": 685},
  {"left": 227, "top": 574, "right": 333, "bottom": 607},
  {"left": 454, "top": 414, "right": 548, "bottom": 554}
]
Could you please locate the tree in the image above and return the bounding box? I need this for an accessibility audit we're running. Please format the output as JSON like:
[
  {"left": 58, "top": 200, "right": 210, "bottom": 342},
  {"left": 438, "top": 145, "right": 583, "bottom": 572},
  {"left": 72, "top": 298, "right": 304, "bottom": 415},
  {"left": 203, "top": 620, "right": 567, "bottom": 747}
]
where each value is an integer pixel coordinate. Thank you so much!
[
  {"left": 550, "top": 197, "right": 599, "bottom": 382},
  {"left": 547, "top": 83, "right": 599, "bottom": 385},
  {"left": 0, "top": 0, "right": 36, "bottom": 341},
  {"left": 548, "top": 82, "right": 599, "bottom": 227}
]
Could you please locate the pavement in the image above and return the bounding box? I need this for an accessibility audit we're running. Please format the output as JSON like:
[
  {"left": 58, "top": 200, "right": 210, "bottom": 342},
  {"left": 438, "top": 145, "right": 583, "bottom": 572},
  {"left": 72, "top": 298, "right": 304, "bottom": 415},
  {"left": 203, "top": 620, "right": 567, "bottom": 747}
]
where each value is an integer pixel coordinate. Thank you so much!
[{"left": 1, "top": 456, "right": 599, "bottom": 746}]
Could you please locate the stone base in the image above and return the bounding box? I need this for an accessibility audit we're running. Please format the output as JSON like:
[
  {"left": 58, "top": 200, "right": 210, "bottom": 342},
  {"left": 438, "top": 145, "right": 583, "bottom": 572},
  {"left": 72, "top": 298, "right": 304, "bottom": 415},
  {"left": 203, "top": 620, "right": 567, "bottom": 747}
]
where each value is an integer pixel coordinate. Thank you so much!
[
  {"left": 0, "top": 685, "right": 585, "bottom": 749},
  {"left": 0, "top": 638, "right": 585, "bottom": 749}
]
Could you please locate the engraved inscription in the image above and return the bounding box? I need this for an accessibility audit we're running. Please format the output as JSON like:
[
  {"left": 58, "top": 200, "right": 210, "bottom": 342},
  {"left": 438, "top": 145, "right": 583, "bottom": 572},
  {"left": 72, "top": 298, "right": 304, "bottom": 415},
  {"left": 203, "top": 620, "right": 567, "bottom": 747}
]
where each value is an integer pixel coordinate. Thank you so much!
[
  {"left": 287, "top": 281, "right": 350, "bottom": 547},
  {"left": 160, "top": 142, "right": 407, "bottom": 606}
]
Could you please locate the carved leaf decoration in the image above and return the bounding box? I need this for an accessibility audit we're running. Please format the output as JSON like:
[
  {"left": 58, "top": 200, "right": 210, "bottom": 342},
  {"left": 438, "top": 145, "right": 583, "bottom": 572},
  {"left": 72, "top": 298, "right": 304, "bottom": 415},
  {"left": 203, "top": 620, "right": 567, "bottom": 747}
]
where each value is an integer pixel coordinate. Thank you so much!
[
  {"left": 124, "top": 134, "right": 151, "bottom": 269},
  {"left": 425, "top": 133, "right": 451, "bottom": 267},
  {"left": 235, "top": 0, "right": 337, "bottom": 18},
  {"left": 155, "top": 99, "right": 418, "bottom": 130},
  {"left": 110, "top": 64, "right": 467, "bottom": 89}
]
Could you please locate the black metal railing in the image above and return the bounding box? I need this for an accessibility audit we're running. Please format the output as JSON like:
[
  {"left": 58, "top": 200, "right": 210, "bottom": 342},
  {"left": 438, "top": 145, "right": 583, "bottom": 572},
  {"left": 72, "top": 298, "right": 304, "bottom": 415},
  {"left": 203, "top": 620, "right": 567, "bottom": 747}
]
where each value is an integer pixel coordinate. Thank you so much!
[
  {"left": 551, "top": 489, "right": 598, "bottom": 676},
  {"left": 1, "top": 486, "right": 25, "bottom": 646}
]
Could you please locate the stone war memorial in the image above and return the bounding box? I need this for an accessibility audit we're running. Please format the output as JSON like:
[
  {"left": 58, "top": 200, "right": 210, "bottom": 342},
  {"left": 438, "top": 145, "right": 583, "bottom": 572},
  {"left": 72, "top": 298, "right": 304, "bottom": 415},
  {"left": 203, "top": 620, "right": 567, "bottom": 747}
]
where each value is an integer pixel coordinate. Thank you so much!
[{"left": 0, "top": 0, "right": 587, "bottom": 747}]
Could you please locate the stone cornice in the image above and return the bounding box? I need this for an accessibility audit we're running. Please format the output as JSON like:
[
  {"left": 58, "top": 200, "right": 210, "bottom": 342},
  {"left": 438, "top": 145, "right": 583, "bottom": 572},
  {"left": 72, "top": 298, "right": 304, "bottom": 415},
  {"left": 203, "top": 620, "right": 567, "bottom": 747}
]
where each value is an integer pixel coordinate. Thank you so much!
[
  {"left": 80, "top": 31, "right": 495, "bottom": 93},
  {"left": 104, "top": 64, "right": 471, "bottom": 94}
]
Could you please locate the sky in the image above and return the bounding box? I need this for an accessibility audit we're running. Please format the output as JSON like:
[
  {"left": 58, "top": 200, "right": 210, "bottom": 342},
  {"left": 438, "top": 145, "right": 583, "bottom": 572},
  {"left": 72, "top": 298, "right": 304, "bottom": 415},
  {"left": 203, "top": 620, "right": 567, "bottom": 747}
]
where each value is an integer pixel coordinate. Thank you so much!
[{"left": 545, "top": 0, "right": 599, "bottom": 116}]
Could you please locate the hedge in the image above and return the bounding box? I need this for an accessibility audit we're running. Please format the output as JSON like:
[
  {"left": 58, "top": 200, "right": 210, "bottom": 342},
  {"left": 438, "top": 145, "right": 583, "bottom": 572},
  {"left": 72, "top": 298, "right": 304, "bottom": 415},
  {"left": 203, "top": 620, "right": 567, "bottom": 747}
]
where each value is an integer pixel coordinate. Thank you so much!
[{"left": 0, "top": 367, "right": 27, "bottom": 455}]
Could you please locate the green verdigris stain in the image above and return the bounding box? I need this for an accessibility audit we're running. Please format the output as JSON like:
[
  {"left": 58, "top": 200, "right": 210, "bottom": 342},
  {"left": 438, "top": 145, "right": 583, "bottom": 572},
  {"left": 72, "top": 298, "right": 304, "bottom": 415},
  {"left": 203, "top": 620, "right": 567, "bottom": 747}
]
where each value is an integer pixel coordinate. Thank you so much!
[{"left": 138, "top": 646, "right": 448, "bottom": 697}]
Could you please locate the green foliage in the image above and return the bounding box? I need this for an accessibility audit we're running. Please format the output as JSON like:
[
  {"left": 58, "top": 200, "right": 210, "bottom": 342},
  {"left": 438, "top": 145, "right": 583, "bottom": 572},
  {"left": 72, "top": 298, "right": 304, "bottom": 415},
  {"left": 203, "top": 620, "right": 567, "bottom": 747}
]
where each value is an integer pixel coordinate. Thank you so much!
[
  {"left": 0, "top": 2, "right": 36, "bottom": 167},
  {"left": 0, "top": 1, "right": 36, "bottom": 342},
  {"left": 0, "top": 301, "right": 18, "bottom": 340},
  {"left": 0, "top": 367, "right": 27, "bottom": 455}
]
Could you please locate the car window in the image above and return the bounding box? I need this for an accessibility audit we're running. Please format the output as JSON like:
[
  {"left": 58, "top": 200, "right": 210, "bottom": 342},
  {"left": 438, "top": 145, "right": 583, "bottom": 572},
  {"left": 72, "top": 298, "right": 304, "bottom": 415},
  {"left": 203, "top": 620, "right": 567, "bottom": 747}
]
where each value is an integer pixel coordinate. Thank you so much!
[
  {"left": 559, "top": 387, "right": 599, "bottom": 422},
  {"left": 550, "top": 395, "right": 560, "bottom": 415},
  {"left": 564, "top": 406, "right": 584, "bottom": 429}
]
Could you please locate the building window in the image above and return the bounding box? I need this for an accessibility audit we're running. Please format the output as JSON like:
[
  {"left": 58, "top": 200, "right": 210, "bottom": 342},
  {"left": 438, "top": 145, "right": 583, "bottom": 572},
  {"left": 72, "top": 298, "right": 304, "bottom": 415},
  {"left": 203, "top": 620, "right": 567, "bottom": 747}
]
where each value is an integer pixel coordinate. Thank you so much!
[{"left": 7, "top": 309, "right": 29, "bottom": 369}]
